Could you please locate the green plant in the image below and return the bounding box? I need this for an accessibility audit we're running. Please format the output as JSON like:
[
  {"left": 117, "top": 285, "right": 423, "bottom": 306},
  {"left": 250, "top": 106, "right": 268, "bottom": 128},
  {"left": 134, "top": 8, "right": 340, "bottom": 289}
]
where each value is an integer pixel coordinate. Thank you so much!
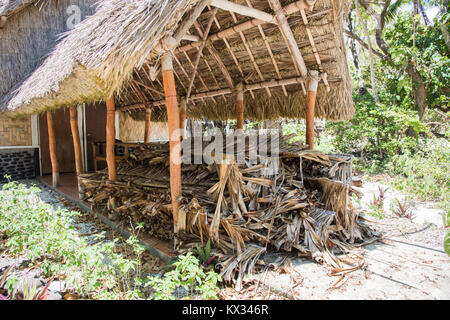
[
  {"left": 367, "top": 186, "right": 388, "bottom": 219},
  {"left": 195, "top": 239, "right": 216, "bottom": 267},
  {"left": 0, "top": 182, "right": 150, "bottom": 300},
  {"left": 145, "top": 252, "right": 221, "bottom": 300}
]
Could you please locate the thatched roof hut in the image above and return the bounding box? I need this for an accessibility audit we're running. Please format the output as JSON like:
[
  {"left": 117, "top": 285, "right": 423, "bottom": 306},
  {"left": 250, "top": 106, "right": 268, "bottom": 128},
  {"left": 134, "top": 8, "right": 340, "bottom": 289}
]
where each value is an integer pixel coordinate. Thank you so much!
[
  {"left": 1, "top": 0, "right": 354, "bottom": 122},
  {"left": 0, "top": 0, "right": 96, "bottom": 118}
]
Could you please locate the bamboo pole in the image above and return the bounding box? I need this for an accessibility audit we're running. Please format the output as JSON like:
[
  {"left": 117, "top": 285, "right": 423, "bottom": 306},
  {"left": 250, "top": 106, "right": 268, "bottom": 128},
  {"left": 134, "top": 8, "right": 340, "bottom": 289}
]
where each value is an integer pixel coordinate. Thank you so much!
[
  {"left": 176, "top": 0, "right": 306, "bottom": 54},
  {"left": 69, "top": 107, "right": 84, "bottom": 176},
  {"left": 193, "top": 21, "right": 235, "bottom": 90},
  {"left": 228, "top": 11, "right": 271, "bottom": 97},
  {"left": 236, "top": 83, "right": 244, "bottom": 130},
  {"left": 177, "top": 52, "right": 211, "bottom": 104},
  {"left": 144, "top": 108, "right": 152, "bottom": 143},
  {"left": 106, "top": 97, "right": 117, "bottom": 181},
  {"left": 245, "top": 0, "right": 287, "bottom": 96},
  {"left": 306, "top": 70, "right": 319, "bottom": 150},
  {"left": 186, "top": 9, "right": 218, "bottom": 101},
  {"left": 268, "top": 0, "right": 308, "bottom": 78},
  {"left": 210, "top": 0, "right": 276, "bottom": 23},
  {"left": 123, "top": 75, "right": 316, "bottom": 110},
  {"left": 46, "top": 112, "right": 59, "bottom": 188},
  {"left": 162, "top": 52, "right": 183, "bottom": 234}
]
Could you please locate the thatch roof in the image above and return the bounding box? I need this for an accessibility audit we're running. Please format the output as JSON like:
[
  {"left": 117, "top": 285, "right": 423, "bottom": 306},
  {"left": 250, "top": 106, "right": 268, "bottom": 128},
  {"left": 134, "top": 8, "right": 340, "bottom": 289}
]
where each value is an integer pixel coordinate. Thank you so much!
[
  {"left": 2, "top": 0, "right": 354, "bottom": 121},
  {"left": 0, "top": 0, "right": 37, "bottom": 17},
  {"left": 0, "top": 0, "right": 96, "bottom": 118}
]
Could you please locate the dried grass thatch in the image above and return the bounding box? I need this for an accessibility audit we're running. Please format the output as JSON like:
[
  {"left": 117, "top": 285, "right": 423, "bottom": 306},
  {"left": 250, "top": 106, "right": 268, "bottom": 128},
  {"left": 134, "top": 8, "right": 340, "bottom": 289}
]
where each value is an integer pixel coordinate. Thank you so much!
[
  {"left": 1, "top": 0, "right": 197, "bottom": 115},
  {"left": 2, "top": 0, "right": 354, "bottom": 122},
  {"left": 0, "top": 0, "right": 96, "bottom": 119}
]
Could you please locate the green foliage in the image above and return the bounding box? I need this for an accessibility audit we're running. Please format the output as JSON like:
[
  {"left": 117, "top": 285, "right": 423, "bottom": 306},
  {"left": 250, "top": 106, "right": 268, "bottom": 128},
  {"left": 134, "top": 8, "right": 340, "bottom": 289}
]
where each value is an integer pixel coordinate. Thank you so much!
[
  {"left": 145, "top": 253, "right": 221, "bottom": 300},
  {"left": 0, "top": 182, "right": 146, "bottom": 299},
  {"left": 386, "top": 137, "right": 450, "bottom": 202},
  {"left": 195, "top": 239, "right": 211, "bottom": 265},
  {"left": 327, "top": 93, "right": 425, "bottom": 172},
  {"left": 384, "top": 11, "right": 450, "bottom": 109}
]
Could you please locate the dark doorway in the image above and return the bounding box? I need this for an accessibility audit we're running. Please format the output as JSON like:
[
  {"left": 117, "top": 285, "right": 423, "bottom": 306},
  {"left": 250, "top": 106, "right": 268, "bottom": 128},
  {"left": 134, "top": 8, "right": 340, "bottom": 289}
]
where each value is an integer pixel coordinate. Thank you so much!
[{"left": 85, "top": 102, "right": 107, "bottom": 172}]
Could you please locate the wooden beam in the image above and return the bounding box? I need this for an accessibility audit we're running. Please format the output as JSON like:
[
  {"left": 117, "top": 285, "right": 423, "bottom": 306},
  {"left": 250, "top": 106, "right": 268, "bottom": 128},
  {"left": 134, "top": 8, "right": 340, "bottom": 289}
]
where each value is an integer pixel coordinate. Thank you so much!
[
  {"left": 173, "top": 0, "right": 211, "bottom": 44},
  {"left": 268, "top": 0, "right": 308, "bottom": 77},
  {"left": 245, "top": 0, "right": 287, "bottom": 96},
  {"left": 176, "top": 0, "right": 306, "bottom": 54},
  {"left": 161, "top": 52, "right": 183, "bottom": 234},
  {"left": 46, "top": 112, "right": 59, "bottom": 188},
  {"left": 182, "top": 34, "right": 200, "bottom": 42},
  {"left": 193, "top": 21, "right": 235, "bottom": 90},
  {"left": 69, "top": 107, "right": 84, "bottom": 176},
  {"left": 106, "top": 97, "right": 117, "bottom": 181},
  {"left": 306, "top": 70, "right": 319, "bottom": 150},
  {"left": 236, "top": 83, "right": 244, "bottom": 130},
  {"left": 123, "top": 75, "right": 321, "bottom": 110},
  {"left": 210, "top": 0, "right": 275, "bottom": 23},
  {"left": 144, "top": 108, "right": 152, "bottom": 143},
  {"left": 186, "top": 9, "right": 218, "bottom": 101}
]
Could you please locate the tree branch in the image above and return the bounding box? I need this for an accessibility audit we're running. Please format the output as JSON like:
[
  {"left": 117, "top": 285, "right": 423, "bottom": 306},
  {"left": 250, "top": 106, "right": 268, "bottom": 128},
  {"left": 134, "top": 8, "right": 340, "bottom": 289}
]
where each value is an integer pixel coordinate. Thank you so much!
[{"left": 344, "top": 30, "right": 385, "bottom": 59}]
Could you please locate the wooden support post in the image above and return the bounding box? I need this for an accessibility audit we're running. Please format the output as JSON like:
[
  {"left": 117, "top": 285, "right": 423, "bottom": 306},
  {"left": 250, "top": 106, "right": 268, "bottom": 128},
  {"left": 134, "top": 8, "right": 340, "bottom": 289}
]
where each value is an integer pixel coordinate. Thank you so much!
[
  {"left": 179, "top": 97, "right": 187, "bottom": 139},
  {"left": 144, "top": 108, "right": 152, "bottom": 143},
  {"left": 236, "top": 83, "right": 244, "bottom": 130},
  {"left": 306, "top": 71, "right": 319, "bottom": 150},
  {"left": 46, "top": 112, "right": 60, "bottom": 188},
  {"left": 106, "top": 97, "right": 117, "bottom": 181},
  {"left": 69, "top": 107, "right": 84, "bottom": 176},
  {"left": 162, "top": 52, "right": 183, "bottom": 234}
]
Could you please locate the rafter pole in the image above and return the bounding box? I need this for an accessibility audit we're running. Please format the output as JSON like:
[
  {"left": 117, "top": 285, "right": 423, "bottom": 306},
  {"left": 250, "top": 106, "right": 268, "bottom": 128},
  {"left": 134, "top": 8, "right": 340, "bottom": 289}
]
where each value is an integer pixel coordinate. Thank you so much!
[
  {"left": 268, "top": 0, "right": 308, "bottom": 78},
  {"left": 135, "top": 74, "right": 323, "bottom": 109},
  {"left": 193, "top": 21, "right": 235, "bottom": 90},
  {"left": 210, "top": 0, "right": 276, "bottom": 23},
  {"left": 161, "top": 52, "right": 183, "bottom": 234},
  {"left": 246, "top": 0, "right": 287, "bottom": 96},
  {"left": 306, "top": 70, "right": 319, "bottom": 150},
  {"left": 176, "top": 0, "right": 307, "bottom": 54},
  {"left": 186, "top": 9, "right": 218, "bottom": 101},
  {"left": 46, "top": 112, "right": 59, "bottom": 188},
  {"left": 106, "top": 97, "right": 117, "bottom": 181},
  {"left": 229, "top": 11, "right": 271, "bottom": 96}
]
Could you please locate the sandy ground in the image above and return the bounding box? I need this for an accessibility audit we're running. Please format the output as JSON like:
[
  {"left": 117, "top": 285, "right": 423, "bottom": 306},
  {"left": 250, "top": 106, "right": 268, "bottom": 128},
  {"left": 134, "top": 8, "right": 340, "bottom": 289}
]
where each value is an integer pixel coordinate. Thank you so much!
[{"left": 230, "top": 180, "right": 449, "bottom": 300}]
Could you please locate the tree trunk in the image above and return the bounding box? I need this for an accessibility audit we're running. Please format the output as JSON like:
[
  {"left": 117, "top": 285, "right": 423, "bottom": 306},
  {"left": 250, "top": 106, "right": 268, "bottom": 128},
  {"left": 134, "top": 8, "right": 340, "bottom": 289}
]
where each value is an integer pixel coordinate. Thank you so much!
[
  {"left": 355, "top": 0, "right": 378, "bottom": 102},
  {"left": 406, "top": 61, "right": 428, "bottom": 120}
]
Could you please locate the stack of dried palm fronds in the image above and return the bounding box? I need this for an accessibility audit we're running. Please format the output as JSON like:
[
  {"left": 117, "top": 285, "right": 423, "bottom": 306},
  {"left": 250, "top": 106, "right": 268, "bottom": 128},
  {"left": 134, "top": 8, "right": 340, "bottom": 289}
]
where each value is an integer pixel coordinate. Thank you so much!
[{"left": 78, "top": 136, "right": 373, "bottom": 290}]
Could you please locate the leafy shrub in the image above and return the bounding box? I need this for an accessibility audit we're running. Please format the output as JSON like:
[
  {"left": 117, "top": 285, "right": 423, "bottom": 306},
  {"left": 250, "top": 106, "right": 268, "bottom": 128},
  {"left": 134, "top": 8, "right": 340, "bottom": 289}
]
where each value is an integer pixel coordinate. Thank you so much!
[
  {"left": 0, "top": 182, "right": 145, "bottom": 299},
  {"left": 386, "top": 137, "right": 450, "bottom": 202},
  {"left": 145, "top": 253, "right": 221, "bottom": 300}
]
